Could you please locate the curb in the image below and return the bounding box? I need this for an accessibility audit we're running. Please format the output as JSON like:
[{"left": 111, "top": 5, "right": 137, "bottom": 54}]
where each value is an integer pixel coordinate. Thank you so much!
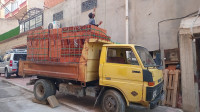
[{"left": 1, "top": 79, "right": 33, "bottom": 93}]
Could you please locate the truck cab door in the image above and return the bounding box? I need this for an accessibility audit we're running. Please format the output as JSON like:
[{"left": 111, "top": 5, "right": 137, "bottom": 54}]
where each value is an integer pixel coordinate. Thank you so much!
[{"left": 101, "top": 47, "right": 144, "bottom": 102}]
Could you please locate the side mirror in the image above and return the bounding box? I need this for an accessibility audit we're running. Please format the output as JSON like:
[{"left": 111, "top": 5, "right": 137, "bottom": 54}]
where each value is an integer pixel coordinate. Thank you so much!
[{"left": 154, "top": 53, "right": 164, "bottom": 70}]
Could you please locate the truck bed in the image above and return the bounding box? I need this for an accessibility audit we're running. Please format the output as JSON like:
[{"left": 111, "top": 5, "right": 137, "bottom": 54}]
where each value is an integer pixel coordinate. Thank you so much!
[
  {"left": 19, "top": 61, "right": 81, "bottom": 80},
  {"left": 19, "top": 38, "right": 112, "bottom": 83}
]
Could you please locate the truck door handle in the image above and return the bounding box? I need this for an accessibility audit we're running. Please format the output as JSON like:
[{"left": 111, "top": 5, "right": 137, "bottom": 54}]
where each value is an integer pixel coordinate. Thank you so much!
[
  {"left": 132, "top": 71, "right": 140, "bottom": 73},
  {"left": 105, "top": 77, "right": 111, "bottom": 80}
]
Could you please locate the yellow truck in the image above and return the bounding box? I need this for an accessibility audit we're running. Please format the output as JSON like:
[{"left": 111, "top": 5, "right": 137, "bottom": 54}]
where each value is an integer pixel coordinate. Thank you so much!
[{"left": 19, "top": 25, "right": 164, "bottom": 112}]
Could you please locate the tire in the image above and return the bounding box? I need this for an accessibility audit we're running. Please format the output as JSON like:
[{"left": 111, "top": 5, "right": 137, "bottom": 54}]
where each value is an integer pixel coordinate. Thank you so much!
[
  {"left": 34, "top": 79, "right": 56, "bottom": 101},
  {"left": 101, "top": 90, "right": 126, "bottom": 112},
  {"left": 5, "top": 69, "right": 10, "bottom": 79}
]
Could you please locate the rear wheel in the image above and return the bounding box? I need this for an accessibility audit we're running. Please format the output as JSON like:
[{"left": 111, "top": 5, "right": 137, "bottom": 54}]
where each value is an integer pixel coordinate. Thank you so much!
[
  {"left": 34, "top": 79, "right": 56, "bottom": 101},
  {"left": 5, "top": 69, "right": 10, "bottom": 79},
  {"left": 101, "top": 90, "right": 126, "bottom": 112}
]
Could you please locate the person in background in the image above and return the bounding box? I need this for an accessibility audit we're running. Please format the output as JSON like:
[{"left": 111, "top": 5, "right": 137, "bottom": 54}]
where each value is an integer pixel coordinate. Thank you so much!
[{"left": 88, "top": 8, "right": 103, "bottom": 27}]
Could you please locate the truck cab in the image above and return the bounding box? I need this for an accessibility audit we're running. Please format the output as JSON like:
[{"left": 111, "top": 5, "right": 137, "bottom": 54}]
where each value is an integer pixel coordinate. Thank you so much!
[{"left": 99, "top": 44, "right": 164, "bottom": 111}]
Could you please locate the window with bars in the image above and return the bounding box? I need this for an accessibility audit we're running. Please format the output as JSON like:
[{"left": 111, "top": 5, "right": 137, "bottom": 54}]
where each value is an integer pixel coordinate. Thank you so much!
[
  {"left": 20, "top": 14, "right": 43, "bottom": 33},
  {"left": 81, "top": 0, "right": 97, "bottom": 12}
]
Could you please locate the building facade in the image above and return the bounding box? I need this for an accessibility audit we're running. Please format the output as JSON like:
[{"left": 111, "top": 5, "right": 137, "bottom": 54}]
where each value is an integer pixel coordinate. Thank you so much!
[
  {"left": 0, "top": 0, "right": 43, "bottom": 19},
  {"left": 43, "top": 0, "right": 200, "bottom": 56},
  {"left": 0, "top": 0, "right": 44, "bottom": 33},
  {"left": 0, "top": 0, "right": 44, "bottom": 55}
]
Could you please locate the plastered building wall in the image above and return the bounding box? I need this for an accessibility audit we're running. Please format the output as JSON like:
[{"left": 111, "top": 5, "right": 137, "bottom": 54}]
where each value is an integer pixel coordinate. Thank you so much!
[
  {"left": 27, "top": 0, "right": 44, "bottom": 10},
  {"left": 44, "top": 0, "right": 126, "bottom": 44},
  {"left": 43, "top": 0, "right": 200, "bottom": 52},
  {"left": 0, "top": 19, "right": 18, "bottom": 34},
  {"left": 0, "top": 35, "right": 27, "bottom": 55},
  {"left": 129, "top": 0, "right": 200, "bottom": 51}
]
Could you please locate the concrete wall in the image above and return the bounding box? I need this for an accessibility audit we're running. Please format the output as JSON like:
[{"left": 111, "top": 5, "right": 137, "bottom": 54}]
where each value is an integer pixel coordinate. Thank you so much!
[
  {"left": 0, "top": 9, "right": 5, "bottom": 18},
  {"left": 0, "top": 0, "right": 4, "bottom": 18},
  {"left": 44, "top": 0, "right": 126, "bottom": 44},
  {"left": 44, "top": 0, "right": 64, "bottom": 8},
  {"left": 0, "top": 35, "right": 27, "bottom": 55},
  {"left": 28, "top": 0, "right": 44, "bottom": 10},
  {"left": 43, "top": 0, "right": 200, "bottom": 52},
  {"left": 129, "top": 0, "right": 200, "bottom": 51},
  {"left": 0, "top": 19, "right": 18, "bottom": 34}
]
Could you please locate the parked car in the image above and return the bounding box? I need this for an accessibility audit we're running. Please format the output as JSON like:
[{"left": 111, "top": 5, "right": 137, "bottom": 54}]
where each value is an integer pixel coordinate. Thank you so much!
[{"left": 0, "top": 49, "right": 27, "bottom": 78}]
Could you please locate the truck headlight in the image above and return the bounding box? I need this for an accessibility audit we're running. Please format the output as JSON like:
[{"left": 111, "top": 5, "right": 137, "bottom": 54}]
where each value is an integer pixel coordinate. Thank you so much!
[{"left": 152, "top": 90, "right": 157, "bottom": 99}]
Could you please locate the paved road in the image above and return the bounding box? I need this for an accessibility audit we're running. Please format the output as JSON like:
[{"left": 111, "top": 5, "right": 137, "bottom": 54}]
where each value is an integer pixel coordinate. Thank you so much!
[
  {"left": 56, "top": 94, "right": 183, "bottom": 112},
  {"left": 0, "top": 79, "right": 77, "bottom": 112},
  {"left": 0, "top": 76, "right": 183, "bottom": 112}
]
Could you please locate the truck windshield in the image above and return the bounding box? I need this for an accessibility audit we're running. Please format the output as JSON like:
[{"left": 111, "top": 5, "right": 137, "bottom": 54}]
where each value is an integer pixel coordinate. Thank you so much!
[{"left": 135, "top": 46, "right": 156, "bottom": 67}]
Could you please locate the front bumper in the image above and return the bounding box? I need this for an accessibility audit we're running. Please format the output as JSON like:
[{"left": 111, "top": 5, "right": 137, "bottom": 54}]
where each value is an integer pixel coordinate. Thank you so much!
[{"left": 150, "top": 91, "right": 164, "bottom": 109}]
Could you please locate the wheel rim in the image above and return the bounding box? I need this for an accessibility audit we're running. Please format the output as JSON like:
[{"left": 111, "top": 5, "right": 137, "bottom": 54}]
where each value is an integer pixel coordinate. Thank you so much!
[
  {"left": 104, "top": 95, "right": 117, "bottom": 112},
  {"left": 36, "top": 83, "right": 45, "bottom": 98}
]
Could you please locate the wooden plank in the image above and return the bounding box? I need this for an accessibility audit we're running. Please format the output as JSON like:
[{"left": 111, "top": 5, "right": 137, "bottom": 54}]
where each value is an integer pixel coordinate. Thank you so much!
[
  {"left": 172, "top": 70, "right": 180, "bottom": 107},
  {"left": 162, "top": 69, "right": 169, "bottom": 105},
  {"left": 170, "top": 71, "right": 175, "bottom": 106},
  {"left": 166, "top": 73, "right": 173, "bottom": 106},
  {"left": 47, "top": 95, "right": 59, "bottom": 108}
]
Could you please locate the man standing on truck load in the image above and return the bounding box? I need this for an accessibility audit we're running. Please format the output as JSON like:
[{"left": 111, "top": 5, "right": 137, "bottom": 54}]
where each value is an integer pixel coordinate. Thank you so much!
[{"left": 88, "top": 8, "right": 103, "bottom": 27}]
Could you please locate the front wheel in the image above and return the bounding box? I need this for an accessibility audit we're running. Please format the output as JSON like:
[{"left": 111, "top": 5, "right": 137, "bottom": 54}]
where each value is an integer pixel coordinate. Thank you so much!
[
  {"left": 101, "top": 90, "right": 126, "bottom": 112},
  {"left": 5, "top": 69, "right": 10, "bottom": 79}
]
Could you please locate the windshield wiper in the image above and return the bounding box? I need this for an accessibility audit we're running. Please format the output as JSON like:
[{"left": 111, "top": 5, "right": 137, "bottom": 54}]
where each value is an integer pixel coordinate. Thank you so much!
[
  {"left": 145, "top": 65, "right": 163, "bottom": 70},
  {"left": 144, "top": 65, "right": 158, "bottom": 67}
]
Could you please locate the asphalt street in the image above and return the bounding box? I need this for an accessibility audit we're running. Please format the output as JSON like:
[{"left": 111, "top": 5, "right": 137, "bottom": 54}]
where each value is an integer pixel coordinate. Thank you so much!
[
  {"left": 0, "top": 76, "right": 183, "bottom": 112},
  {"left": 0, "top": 79, "right": 77, "bottom": 112}
]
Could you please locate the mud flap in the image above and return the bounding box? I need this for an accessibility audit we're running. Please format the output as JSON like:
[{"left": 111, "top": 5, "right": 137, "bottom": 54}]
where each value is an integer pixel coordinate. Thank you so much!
[{"left": 93, "top": 87, "right": 105, "bottom": 108}]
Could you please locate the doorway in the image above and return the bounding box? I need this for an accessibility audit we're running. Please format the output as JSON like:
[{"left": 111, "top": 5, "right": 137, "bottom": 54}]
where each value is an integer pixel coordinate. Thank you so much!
[{"left": 195, "top": 38, "right": 200, "bottom": 107}]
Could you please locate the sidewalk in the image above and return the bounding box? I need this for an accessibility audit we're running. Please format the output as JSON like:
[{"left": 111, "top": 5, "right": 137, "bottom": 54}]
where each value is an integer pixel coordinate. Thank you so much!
[
  {"left": 0, "top": 75, "right": 183, "bottom": 112},
  {"left": 0, "top": 75, "right": 34, "bottom": 92}
]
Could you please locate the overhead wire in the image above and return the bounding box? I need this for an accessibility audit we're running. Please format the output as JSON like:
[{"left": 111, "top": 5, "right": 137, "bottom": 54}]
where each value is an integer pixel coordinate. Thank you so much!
[
  {"left": 190, "top": 9, "right": 200, "bottom": 37},
  {"left": 157, "top": 10, "right": 199, "bottom": 51}
]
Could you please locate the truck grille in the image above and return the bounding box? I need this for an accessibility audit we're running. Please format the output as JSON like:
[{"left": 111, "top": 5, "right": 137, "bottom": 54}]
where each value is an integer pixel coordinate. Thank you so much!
[{"left": 146, "top": 81, "right": 163, "bottom": 101}]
